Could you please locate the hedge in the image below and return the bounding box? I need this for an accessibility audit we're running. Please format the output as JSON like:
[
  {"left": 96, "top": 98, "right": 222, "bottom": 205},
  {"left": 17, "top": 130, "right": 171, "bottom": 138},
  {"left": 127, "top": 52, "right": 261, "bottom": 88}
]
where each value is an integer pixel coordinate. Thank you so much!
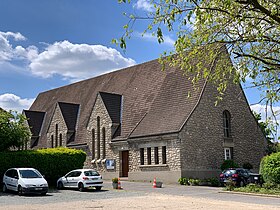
[
  {"left": 0, "top": 147, "right": 86, "bottom": 186},
  {"left": 260, "top": 152, "right": 280, "bottom": 184}
]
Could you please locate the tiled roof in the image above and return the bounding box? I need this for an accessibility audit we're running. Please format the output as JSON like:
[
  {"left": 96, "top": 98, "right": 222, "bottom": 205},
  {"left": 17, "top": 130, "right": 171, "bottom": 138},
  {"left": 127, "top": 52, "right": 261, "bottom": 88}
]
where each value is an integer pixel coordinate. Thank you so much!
[
  {"left": 58, "top": 102, "right": 80, "bottom": 131},
  {"left": 99, "top": 92, "right": 122, "bottom": 124},
  {"left": 29, "top": 46, "right": 226, "bottom": 147},
  {"left": 23, "top": 110, "right": 45, "bottom": 136}
]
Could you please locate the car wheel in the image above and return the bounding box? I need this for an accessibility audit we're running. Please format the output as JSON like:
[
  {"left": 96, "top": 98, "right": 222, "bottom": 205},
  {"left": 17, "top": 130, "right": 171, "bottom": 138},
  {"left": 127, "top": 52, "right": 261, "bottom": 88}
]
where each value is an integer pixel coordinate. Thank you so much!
[
  {"left": 95, "top": 186, "right": 102, "bottom": 191},
  {"left": 57, "top": 181, "right": 64, "bottom": 190},
  {"left": 18, "top": 186, "right": 23, "bottom": 196},
  {"left": 2, "top": 184, "right": 7, "bottom": 193},
  {"left": 78, "top": 183, "right": 84, "bottom": 192},
  {"left": 239, "top": 180, "right": 245, "bottom": 187}
]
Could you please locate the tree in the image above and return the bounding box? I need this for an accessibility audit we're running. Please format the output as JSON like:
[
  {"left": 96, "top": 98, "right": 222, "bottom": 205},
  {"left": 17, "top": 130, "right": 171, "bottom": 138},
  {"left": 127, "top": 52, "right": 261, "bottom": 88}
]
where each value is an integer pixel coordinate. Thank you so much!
[
  {"left": 253, "top": 111, "right": 279, "bottom": 153},
  {"left": 0, "top": 109, "right": 31, "bottom": 151},
  {"left": 116, "top": 0, "right": 280, "bottom": 111}
]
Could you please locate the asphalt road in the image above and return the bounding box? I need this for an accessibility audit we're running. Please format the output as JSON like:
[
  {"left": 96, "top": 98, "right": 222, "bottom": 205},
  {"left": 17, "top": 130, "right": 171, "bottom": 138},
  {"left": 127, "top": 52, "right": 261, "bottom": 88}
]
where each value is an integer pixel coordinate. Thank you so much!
[{"left": 0, "top": 181, "right": 279, "bottom": 208}]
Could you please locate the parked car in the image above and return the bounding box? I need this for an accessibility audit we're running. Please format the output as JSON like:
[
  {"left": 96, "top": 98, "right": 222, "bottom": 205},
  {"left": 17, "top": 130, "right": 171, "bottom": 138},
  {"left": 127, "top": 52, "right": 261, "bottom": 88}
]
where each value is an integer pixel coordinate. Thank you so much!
[
  {"left": 244, "top": 169, "right": 262, "bottom": 184},
  {"left": 57, "top": 169, "right": 103, "bottom": 191},
  {"left": 219, "top": 168, "right": 250, "bottom": 187},
  {"left": 2, "top": 168, "right": 48, "bottom": 196}
]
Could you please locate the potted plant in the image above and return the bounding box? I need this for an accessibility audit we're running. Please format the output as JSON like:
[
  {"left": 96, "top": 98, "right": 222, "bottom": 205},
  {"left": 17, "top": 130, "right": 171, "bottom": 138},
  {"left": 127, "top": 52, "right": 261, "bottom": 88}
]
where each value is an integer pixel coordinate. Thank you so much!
[{"left": 112, "top": 177, "right": 118, "bottom": 189}]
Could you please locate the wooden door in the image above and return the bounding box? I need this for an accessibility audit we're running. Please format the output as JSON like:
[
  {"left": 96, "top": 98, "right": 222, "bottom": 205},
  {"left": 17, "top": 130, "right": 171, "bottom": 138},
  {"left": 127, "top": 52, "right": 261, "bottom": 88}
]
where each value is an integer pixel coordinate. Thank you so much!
[{"left": 121, "top": 151, "right": 129, "bottom": 177}]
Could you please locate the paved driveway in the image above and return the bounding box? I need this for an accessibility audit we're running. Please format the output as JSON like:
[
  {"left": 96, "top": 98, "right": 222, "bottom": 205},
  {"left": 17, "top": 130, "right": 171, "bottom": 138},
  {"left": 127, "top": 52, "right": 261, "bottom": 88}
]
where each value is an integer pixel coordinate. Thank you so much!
[{"left": 0, "top": 181, "right": 279, "bottom": 209}]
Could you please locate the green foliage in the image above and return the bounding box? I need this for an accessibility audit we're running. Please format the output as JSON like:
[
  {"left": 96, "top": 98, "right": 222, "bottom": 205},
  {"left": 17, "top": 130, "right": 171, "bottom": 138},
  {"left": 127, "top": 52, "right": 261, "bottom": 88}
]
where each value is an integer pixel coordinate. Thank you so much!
[
  {"left": 242, "top": 162, "right": 253, "bottom": 170},
  {"left": 234, "top": 183, "right": 280, "bottom": 195},
  {"left": 117, "top": 1, "right": 280, "bottom": 121},
  {"left": 260, "top": 152, "right": 280, "bottom": 184},
  {"left": 178, "top": 177, "right": 189, "bottom": 185},
  {"left": 0, "top": 109, "right": 31, "bottom": 151},
  {"left": 0, "top": 147, "right": 86, "bottom": 186},
  {"left": 221, "top": 159, "right": 239, "bottom": 171},
  {"left": 207, "top": 177, "right": 220, "bottom": 187},
  {"left": 225, "top": 178, "right": 236, "bottom": 191},
  {"left": 188, "top": 178, "right": 199, "bottom": 186},
  {"left": 112, "top": 177, "right": 119, "bottom": 183}
]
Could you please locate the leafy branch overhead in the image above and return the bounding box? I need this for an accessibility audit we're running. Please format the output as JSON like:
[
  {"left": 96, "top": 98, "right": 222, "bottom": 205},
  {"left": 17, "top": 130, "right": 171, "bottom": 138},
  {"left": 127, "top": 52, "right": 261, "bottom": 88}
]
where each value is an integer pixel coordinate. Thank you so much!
[{"left": 115, "top": 0, "right": 280, "bottom": 108}]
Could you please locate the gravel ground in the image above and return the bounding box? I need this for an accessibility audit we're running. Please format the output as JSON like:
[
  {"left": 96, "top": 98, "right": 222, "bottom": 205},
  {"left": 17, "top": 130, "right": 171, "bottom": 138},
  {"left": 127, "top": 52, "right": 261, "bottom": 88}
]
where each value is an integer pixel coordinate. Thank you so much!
[{"left": 0, "top": 181, "right": 279, "bottom": 209}]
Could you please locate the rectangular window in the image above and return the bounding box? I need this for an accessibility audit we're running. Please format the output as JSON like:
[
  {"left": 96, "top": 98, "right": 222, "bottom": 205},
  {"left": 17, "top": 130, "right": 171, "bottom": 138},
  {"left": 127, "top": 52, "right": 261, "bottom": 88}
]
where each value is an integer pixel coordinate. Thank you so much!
[
  {"left": 154, "top": 147, "right": 159, "bottom": 164},
  {"left": 140, "top": 148, "right": 144, "bottom": 165},
  {"left": 162, "top": 146, "right": 166, "bottom": 164},
  {"left": 147, "top": 147, "right": 151, "bottom": 165},
  {"left": 224, "top": 148, "right": 231, "bottom": 160}
]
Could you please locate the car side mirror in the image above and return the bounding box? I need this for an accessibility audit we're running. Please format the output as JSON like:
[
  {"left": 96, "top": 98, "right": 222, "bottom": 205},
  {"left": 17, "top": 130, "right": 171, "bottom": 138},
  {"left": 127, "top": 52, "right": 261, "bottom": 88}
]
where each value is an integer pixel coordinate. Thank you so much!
[{"left": 14, "top": 175, "right": 19, "bottom": 179}]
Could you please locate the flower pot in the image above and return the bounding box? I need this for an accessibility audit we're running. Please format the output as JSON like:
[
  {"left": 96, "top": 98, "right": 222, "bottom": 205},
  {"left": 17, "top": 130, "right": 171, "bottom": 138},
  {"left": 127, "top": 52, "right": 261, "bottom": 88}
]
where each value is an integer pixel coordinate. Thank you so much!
[{"left": 112, "top": 182, "right": 118, "bottom": 189}]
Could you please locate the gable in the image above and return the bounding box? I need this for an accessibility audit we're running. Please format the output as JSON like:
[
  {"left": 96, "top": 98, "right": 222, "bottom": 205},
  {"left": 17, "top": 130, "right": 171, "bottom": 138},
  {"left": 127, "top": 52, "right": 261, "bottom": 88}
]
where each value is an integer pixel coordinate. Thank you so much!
[
  {"left": 24, "top": 110, "right": 45, "bottom": 137},
  {"left": 99, "top": 92, "right": 122, "bottom": 124},
  {"left": 58, "top": 102, "right": 80, "bottom": 131}
]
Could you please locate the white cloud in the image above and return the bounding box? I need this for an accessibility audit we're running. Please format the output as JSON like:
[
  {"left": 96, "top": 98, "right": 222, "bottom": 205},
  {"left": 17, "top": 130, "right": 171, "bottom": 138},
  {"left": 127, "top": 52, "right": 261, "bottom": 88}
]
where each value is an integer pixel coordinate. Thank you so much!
[
  {"left": 0, "top": 31, "right": 37, "bottom": 62},
  {"left": 135, "top": 32, "right": 175, "bottom": 46},
  {"left": 0, "top": 93, "right": 35, "bottom": 112},
  {"left": 134, "top": 0, "right": 154, "bottom": 12},
  {"left": 28, "top": 40, "right": 136, "bottom": 80},
  {"left": 0, "top": 31, "right": 136, "bottom": 81},
  {"left": 0, "top": 31, "right": 26, "bottom": 41}
]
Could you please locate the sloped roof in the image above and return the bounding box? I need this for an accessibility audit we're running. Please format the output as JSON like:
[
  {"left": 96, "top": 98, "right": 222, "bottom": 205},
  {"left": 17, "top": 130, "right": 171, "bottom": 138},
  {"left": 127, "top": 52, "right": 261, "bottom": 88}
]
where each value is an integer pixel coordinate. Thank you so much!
[
  {"left": 58, "top": 102, "right": 80, "bottom": 131},
  {"left": 28, "top": 47, "right": 224, "bottom": 147},
  {"left": 24, "top": 110, "right": 45, "bottom": 136},
  {"left": 99, "top": 92, "right": 122, "bottom": 124}
]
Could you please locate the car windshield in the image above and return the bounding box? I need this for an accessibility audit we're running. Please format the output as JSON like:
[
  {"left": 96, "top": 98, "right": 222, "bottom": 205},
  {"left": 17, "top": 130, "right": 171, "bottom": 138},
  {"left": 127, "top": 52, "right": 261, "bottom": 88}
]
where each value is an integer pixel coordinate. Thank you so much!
[
  {"left": 19, "top": 169, "right": 42, "bottom": 178},
  {"left": 224, "top": 170, "right": 236, "bottom": 175},
  {"left": 84, "top": 170, "right": 99, "bottom": 176}
]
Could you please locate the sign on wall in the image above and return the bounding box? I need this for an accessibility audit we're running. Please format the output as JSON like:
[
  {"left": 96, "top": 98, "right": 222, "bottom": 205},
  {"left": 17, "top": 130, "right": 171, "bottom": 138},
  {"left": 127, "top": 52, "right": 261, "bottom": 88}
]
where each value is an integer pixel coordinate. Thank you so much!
[{"left": 106, "top": 159, "right": 115, "bottom": 170}]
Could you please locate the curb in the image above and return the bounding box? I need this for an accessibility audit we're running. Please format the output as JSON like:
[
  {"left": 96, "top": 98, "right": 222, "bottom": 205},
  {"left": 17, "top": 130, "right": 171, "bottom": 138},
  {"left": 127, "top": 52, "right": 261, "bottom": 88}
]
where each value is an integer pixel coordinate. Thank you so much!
[{"left": 219, "top": 190, "right": 280, "bottom": 198}]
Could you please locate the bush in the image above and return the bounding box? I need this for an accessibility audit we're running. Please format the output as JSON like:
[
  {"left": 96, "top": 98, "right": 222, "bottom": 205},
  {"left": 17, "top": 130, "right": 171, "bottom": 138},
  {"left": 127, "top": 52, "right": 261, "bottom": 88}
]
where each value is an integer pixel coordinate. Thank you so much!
[
  {"left": 220, "top": 159, "right": 239, "bottom": 171},
  {"left": 208, "top": 177, "right": 219, "bottom": 187},
  {"left": 112, "top": 177, "right": 119, "bottom": 183},
  {"left": 178, "top": 177, "right": 189, "bottom": 185},
  {"left": 188, "top": 178, "right": 199, "bottom": 186},
  {"left": 0, "top": 147, "right": 86, "bottom": 186},
  {"left": 225, "top": 178, "right": 236, "bottom": 191},
  {"left": 242, "top": 162, "right": 253, "bottom": 170},
  {"left": 260, "top": 152, "right": 280, "bottom": 184}
]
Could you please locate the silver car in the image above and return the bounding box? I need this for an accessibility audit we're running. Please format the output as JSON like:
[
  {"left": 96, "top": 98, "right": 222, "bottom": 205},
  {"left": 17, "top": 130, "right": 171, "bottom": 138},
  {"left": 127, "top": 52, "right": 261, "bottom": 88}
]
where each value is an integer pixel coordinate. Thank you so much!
[{"left": 57, "top": 169, "right": 103, "bottom": 191}]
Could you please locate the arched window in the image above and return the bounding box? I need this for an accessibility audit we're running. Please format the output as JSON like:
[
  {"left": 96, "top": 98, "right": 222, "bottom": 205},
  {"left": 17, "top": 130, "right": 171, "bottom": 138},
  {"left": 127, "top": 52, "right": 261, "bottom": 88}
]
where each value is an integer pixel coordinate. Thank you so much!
[
  {"left": 102, "top": 127, "right": 106, "bottom": 159},
  {"left": 51, "top": 135, "right": 54, "bottom": 148},
  {"left": 97, "top": 116, "right": 100, "bottom": 159},
  {"left": 55, "top": 124, "right": 58, "bottom": 147},
  {"left": 59, "top": 133, "right": 62, "bottom": 146},
  {"left": 92, "top": 129, "right": 95, "bottom": 159},
  {"left": 223, "top": 110, "right": 231, "bottom": 137}
]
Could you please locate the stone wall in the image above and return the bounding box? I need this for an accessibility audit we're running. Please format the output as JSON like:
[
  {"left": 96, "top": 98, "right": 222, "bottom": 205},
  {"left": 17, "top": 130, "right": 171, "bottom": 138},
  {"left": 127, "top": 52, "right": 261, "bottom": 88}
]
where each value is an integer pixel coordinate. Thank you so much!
[
  {"left": 86, "top": 94, "right": 120, "bottom": 178},
  {"left": 179, "top": 82, "right": 266, "bottom": 179},
  {"left": 127, "top": 133, "right": 181, "bottom": 183},
  {"left": 46, "top": 104, "right": 68, "bottom": 148}
]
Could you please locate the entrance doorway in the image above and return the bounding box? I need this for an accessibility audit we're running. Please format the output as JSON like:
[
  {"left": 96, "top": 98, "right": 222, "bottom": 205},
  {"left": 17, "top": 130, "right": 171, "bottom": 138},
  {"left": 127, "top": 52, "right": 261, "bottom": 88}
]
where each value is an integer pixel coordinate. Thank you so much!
[{"left": 121, "top": 150, "right": 129, "bottom": 177}]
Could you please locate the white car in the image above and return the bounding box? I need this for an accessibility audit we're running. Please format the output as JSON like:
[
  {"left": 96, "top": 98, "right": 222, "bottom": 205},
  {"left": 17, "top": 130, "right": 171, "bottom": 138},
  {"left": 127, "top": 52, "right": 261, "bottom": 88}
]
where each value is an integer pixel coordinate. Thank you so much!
[
  {"left": 57, "top": 169, "right": 103, "bottom": 191},
  {"left": 2, "top": 168, "right": 48, "bottom": 196}
]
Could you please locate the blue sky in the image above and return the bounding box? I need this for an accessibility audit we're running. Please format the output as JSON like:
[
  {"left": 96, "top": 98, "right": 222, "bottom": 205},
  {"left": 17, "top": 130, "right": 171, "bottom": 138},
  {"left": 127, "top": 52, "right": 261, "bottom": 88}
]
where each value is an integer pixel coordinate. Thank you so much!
[{"left": 0, "top": 0, "right": 274, "bottom": 123}]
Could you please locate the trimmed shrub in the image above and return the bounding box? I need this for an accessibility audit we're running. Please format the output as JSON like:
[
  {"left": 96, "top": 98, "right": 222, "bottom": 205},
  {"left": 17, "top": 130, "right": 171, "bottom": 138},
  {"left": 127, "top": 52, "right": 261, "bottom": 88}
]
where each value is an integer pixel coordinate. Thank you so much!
[
  {"left": 178, "top": 177, "right": 189, "bottom": 185},
  {"left": 260, "top": 152, "right": 280, "bottom": 184},
  {"left": 0, "top": 147, "right": 86, "bottom": 186},
  {"left": 220, "top": 159, "right": 239, "bottom": 171}
]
